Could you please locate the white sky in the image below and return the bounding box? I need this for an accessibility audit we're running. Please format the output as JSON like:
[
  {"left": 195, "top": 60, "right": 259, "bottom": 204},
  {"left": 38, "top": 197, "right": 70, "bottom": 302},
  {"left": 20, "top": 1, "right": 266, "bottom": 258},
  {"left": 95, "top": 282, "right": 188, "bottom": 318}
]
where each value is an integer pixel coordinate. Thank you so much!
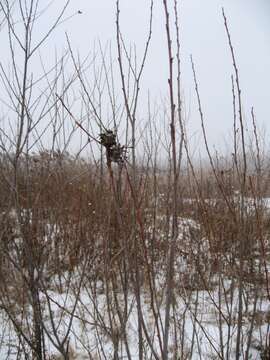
[{"left": 1, "top": 0, "right": 269, "bottom": 154}]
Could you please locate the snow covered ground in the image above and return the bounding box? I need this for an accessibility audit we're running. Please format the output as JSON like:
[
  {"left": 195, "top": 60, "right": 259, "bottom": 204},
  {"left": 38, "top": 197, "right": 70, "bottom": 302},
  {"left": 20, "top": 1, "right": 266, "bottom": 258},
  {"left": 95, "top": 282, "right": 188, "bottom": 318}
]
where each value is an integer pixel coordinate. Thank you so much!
[
  {"left": 0, "top": 268, "right": 269, "bottom": 359},
  {"left": 0, "top": 211, "right": 269, "bottom": 359}
]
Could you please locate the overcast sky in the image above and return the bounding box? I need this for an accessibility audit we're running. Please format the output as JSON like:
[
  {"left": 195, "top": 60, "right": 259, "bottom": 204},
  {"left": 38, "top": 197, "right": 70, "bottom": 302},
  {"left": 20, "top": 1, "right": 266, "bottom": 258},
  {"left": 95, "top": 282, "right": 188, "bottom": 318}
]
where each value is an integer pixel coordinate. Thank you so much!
[
  {"left": 1, "top": 0, "right": 270, "bottom": 154},
  {"left": 55, "top": 0, "right": 270, "bottom": 150}
]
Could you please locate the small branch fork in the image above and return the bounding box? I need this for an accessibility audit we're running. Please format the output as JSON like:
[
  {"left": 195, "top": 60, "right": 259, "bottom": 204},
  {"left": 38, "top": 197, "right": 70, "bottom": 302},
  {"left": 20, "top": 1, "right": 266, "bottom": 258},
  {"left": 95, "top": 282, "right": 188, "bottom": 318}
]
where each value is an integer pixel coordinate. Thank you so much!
[{"left": 56, "top": 94, "right": 101, "bottom": 146}]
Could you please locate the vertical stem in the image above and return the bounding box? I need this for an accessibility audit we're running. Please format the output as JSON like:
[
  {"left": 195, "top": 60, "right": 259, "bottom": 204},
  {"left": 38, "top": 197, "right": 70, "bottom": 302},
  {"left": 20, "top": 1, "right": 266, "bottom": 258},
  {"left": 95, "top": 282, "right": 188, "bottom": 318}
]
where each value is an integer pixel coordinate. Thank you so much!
[
  {"left": 222, "top": 10, "right": 246, "bottom": 358},
  {"left": 162, "top": 1, "right": 178, "bottom": 358}
]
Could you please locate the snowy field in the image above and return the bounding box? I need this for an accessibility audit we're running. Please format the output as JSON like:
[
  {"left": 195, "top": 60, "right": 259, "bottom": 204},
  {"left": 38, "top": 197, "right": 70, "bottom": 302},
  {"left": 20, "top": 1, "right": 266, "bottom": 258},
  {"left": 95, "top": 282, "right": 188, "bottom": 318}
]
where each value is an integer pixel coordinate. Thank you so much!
[
  {"left": 0, "top": 211, "right": 269, "bottom": 359},
  {"left": 0, "top": 277, "right": 269, "bottom": 359}
]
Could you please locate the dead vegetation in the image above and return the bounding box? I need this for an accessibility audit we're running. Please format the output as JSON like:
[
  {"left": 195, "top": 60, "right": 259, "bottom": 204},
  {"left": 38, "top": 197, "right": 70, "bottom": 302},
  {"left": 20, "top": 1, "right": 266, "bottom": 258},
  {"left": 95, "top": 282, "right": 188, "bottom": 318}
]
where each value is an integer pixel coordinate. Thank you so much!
[{"left": 0, "top": 0, "right": 269, "bottom": 359}]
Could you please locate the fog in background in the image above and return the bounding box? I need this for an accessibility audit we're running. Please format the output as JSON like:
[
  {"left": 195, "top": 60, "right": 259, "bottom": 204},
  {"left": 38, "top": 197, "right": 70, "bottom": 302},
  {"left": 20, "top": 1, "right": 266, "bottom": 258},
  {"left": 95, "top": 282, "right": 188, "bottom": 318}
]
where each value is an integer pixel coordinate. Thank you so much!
[{"left": 0, "top": 0, "right": 269, "bottom": 155}]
